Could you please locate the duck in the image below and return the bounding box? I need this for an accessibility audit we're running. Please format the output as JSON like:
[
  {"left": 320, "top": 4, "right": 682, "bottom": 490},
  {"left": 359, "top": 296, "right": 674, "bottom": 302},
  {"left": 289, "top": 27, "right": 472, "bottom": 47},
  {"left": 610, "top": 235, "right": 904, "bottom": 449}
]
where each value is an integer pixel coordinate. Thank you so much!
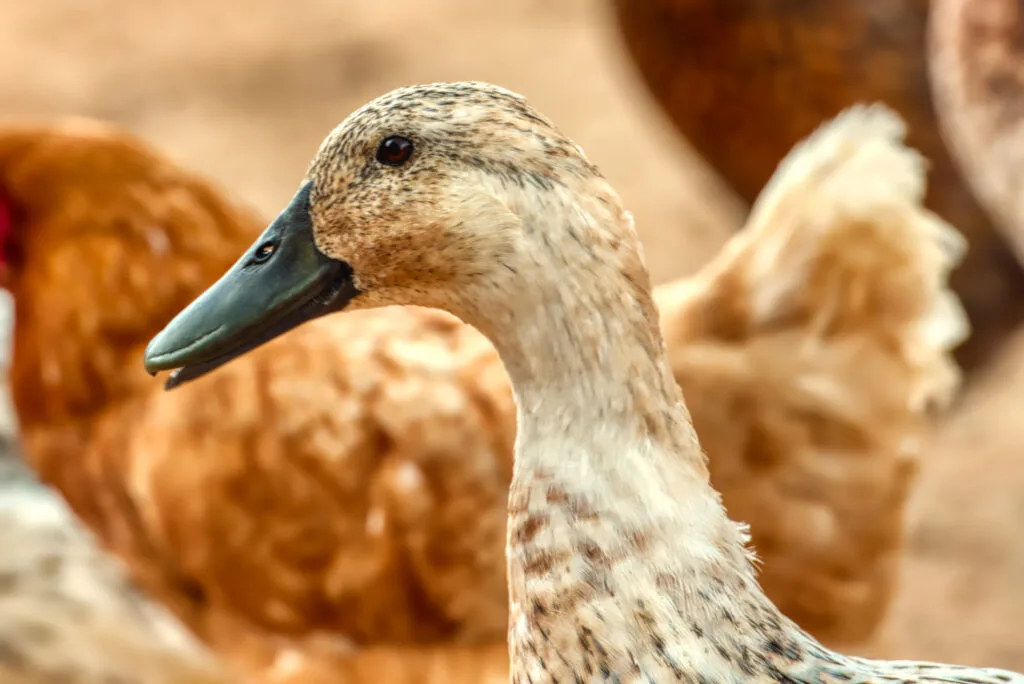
[
  {"left": 143, "top": 81, "right": 1021, "bottom": 683},
  {"left": 928, "top": 0, "right": 1024, "bottom": 268},
  {"left": 608, "top": 0, "right": 1024, "bottom": 374}
]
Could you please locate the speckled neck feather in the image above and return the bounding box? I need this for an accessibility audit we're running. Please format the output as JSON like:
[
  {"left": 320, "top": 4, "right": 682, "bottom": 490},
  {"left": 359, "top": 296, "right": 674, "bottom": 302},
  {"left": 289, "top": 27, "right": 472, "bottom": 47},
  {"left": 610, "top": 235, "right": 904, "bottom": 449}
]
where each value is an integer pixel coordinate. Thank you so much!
[
  {"left": 460, "top": 166, "right": 1020, "bottom": 684},
  {"left": 479, "top": 186, "right": 793, "bottom": 683}
]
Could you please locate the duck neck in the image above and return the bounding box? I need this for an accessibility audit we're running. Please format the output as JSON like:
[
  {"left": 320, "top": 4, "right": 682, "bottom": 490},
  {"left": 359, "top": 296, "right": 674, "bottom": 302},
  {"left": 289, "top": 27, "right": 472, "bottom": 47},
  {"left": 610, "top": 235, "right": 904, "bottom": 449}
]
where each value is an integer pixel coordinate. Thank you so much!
[{"left": 466, "top": 191, "right": 807, "bottom": 681}]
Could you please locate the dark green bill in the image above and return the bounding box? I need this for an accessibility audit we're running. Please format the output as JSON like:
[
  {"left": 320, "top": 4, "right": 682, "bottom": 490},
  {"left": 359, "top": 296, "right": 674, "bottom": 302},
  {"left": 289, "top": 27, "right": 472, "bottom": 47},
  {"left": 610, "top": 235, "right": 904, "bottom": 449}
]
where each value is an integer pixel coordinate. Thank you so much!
[{"left": 143, "top": 182, "right": 359, "bottom": 389}]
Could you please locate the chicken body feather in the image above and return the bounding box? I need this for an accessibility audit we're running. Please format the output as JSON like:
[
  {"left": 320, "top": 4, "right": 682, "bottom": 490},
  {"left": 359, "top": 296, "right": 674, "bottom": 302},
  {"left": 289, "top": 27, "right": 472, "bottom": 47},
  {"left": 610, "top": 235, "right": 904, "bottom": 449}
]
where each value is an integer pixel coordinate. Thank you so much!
[{"left": 0, "top": 108, "right": 965, "bottom": 680}]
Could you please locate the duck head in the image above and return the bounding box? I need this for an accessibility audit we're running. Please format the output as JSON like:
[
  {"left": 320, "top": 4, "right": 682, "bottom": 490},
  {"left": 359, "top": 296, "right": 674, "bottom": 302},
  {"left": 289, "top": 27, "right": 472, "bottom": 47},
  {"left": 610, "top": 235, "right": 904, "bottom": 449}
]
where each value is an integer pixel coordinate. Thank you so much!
[{"left": 143, "top": 81, "right": 621, "bottom": 389}]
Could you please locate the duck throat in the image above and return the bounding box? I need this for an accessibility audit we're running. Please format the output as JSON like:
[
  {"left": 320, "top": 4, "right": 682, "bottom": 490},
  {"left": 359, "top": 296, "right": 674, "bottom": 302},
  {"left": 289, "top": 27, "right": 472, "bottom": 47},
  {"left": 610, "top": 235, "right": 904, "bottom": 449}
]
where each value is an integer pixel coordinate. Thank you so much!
[
  {"left": 468, "top": 189, "right": 694, "bottom": 454},
  {"left": 462, "top": 202, "right": 794, "bottom": 680}
]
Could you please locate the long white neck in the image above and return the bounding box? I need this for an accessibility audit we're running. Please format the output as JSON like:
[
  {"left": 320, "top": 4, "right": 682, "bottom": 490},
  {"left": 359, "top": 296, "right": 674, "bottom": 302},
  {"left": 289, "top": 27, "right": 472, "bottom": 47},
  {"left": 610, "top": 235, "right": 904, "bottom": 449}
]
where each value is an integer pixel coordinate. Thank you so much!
[
  {"left": 447, "top": 178, "right": 1024, "bottom": 684},
  {"left": 459, "top": 184, "right": 804, "bottom": 683}
]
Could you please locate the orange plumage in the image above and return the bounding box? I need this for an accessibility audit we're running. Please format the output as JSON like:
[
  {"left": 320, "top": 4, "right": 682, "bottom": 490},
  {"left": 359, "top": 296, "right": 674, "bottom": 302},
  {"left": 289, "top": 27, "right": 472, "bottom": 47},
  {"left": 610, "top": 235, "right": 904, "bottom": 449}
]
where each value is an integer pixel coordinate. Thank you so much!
[{"left": 0, "top": 110, "right": 963, "bottom": 681}]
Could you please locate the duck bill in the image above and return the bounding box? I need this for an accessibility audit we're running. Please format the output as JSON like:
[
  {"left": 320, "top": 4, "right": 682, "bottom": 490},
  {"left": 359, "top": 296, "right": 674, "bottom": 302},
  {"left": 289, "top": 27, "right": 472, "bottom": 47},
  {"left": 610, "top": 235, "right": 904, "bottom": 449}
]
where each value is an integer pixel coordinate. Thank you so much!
[{"left": 143, "top": 182, "right": 359, "bottom": 390}]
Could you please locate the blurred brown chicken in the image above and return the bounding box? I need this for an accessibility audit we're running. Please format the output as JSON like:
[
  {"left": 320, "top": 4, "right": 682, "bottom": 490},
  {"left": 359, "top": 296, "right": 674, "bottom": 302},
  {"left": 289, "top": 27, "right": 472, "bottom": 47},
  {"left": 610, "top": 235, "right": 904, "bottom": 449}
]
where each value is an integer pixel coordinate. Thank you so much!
[
  {"left": 0, "top": 107, "right": 964, "bottom": 683},
  {"left": 609, "top": 0, "right": 1019, "bottom": 373}
]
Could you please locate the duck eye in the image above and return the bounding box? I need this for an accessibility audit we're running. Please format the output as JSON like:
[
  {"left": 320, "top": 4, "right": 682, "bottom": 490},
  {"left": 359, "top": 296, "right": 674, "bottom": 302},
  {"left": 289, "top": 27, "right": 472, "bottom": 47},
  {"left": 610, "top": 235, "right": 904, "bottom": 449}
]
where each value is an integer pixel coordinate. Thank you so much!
[
  {"left": 376, "top": 136, "right": 414, "bottom": 166},
  {"left": 251, "top": 241, "right": 277, "bottom": 264}
]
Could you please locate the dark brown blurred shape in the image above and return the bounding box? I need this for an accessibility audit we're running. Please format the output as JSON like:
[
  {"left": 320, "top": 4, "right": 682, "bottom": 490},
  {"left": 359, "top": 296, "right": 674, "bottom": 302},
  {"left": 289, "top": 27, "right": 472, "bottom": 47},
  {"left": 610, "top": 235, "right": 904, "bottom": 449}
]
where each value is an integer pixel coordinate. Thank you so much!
[{"left": 609, "top": 0, "right": 1024, "bottom": 373}]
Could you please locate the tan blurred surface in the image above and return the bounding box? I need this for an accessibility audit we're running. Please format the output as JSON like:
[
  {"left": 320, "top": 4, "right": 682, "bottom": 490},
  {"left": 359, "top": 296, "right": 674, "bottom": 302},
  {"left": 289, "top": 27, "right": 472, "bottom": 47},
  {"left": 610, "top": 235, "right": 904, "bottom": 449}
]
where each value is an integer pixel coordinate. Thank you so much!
[{"left": 0, "top": 0, "right": 1021, "bottom": 675}]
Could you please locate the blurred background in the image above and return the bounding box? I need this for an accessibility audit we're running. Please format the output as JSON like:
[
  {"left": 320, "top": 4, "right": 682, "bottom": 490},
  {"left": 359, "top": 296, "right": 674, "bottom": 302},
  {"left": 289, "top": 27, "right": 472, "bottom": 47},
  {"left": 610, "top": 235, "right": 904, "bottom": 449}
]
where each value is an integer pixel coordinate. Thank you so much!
[
  {"left": 1, "top": 0, "right": 1023, "bottom": 680},
  {"left": 0, "top": 0, "right": 741, "bottom": 281}
]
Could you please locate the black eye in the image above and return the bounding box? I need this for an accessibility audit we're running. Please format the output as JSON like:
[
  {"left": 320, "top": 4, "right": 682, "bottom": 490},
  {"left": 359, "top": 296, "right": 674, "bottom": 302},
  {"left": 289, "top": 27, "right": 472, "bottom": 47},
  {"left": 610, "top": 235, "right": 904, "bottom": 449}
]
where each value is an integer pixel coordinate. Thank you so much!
[
  {"left": 376, "top": 136, "right": 414, "bottom": 166},
  {"left": 251, "top": 241, "right": 277, "bottom": 264}
]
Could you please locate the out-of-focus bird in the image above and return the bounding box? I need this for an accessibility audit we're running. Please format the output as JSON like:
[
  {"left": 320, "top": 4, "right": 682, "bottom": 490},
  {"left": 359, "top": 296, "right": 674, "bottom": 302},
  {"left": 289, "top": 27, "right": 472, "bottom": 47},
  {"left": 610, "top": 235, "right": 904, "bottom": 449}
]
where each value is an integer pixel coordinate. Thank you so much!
[
  {"left": 929, "top": 0, "right": 1024, "bottom": 270},
  {"left": 608, "top": 0, "right": 1019, "bottom": 373},
  {"left": 0, "top": 106, "right": 964, "bottom": 682},
  {"left": 0, "top": 436, "right": 234, "bottom": 684}
]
